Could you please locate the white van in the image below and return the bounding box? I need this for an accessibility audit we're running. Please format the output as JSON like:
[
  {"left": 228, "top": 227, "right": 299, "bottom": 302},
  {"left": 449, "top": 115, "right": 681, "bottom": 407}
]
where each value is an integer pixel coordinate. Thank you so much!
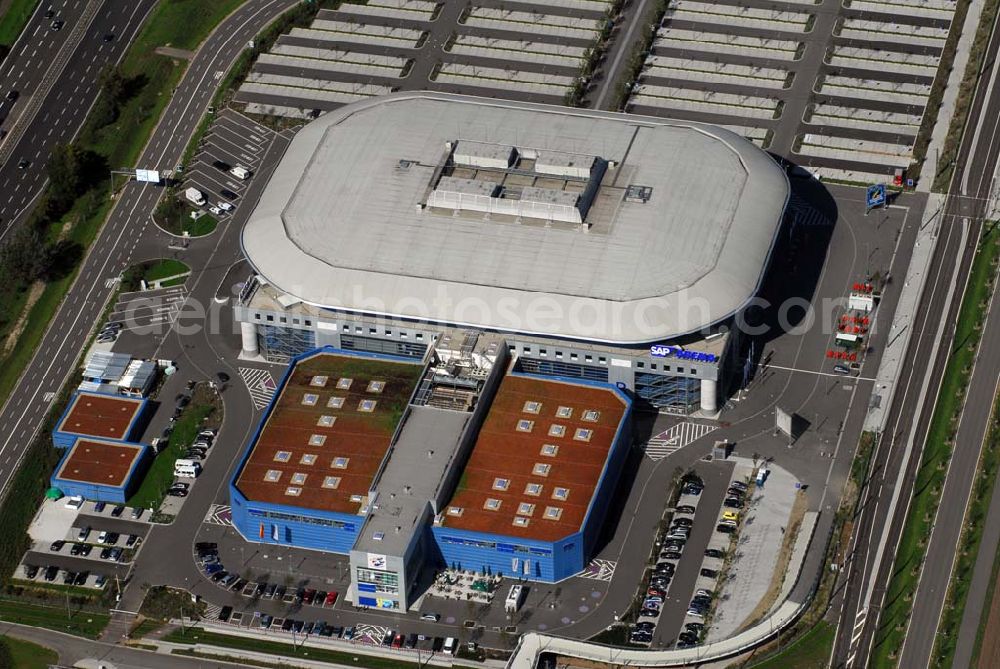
[
  {"left": 442, "top": 637, "right": 457, "bottom": 655},
  {"left": 184, "top": 187, "right": 206, "bottom": 206},
  {"left": 174, "top": 459, "right": 201, "bottom": 478},
  {"left": 229, "top": 165, "right": 250, "bottom": 180}
]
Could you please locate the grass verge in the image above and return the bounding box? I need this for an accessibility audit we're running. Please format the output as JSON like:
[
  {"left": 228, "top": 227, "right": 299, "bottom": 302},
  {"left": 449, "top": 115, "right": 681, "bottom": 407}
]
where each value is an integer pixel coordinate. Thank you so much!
[
  {"left": 0, "top": 0, "right": 38, "bottom": 47},
  {"left": 931, "top": 386, "right": 1000, "bottom": 666},
  {"left": 164, "top": 627, "right": 430, "bottom": 669},
  {"left": 0, "top": 635, "right": 58, "bottom": 669},
  {"left": 126, "top": 383, "right": 221, "bottom": 511},
  {"left": 0, "top": 598, "right": 109, "bottom": 639},
  {"left": 745, "top": 621, "right": 835, "bottom": 669},
  {"left": 142, "top": 258, "right": 190, "bottom": 283},
  {"left": 871, "top": 223, "right": 1000, "bottom": 666}
]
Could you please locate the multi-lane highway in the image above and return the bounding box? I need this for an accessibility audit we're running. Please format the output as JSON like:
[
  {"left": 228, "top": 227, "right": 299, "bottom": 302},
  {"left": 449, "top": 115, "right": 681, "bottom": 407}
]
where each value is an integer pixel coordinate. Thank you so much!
[
  {"left": 0, "top": 0, "right": 297, "bottom": 501},
  {"left": 832, "top": 11, "right": 1000, "bottom": 667},
  {"left": 0, "top": 0, "right": 156, "bottom": 236}
]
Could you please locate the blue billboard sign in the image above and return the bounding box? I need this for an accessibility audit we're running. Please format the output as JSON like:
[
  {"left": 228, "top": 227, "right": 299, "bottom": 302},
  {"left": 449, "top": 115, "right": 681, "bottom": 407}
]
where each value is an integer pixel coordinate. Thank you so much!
[
  {"left": 866, "top": 184, "right": 886, "bottom": 211},
  {"left": 650, "top": 345, "right": 717, "bottom": 363}
]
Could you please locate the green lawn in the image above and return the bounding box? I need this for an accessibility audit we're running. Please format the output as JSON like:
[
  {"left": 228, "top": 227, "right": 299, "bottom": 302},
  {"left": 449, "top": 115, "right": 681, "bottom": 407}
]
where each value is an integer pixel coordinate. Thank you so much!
[
  {"left": 127, "top": 386, "right": 219, "bottom": 511},
  {"left": 872, "top": 224, "right": 1000, "bottom": 666},
  {"left": 143, "top": 259, "right": 190, "bottom": 283},
  {"left": 0, "top": 599, "right": 109, "bottom": 639},
  {"left": 132, "top": 0, "right": 244, "bottom": 53},
  {"left": 165, "top": 627, "right": 430, "bottom": 669},
  {"left": 0, "top": 0, "right": 39, "bottom": 46},
  {"left": 747, "top": 621, "right": 835, "bottom": 669},
  {"left": 0, "top": 635, "right": 58, "bottom": 669}
]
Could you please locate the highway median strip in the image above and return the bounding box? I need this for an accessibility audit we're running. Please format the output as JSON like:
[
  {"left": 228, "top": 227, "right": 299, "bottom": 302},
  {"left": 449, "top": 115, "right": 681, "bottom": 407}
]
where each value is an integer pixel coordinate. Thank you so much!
[{"left": 870, "top": 223, "right": 1000, "bottom": 667}]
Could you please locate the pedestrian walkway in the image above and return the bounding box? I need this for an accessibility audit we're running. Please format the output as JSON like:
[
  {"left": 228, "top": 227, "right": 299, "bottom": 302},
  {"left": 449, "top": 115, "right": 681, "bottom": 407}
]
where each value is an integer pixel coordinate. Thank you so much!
[
  {"left": 706, "top": 462, "right": 800, "bottom": 642},
  {"left": 864, "top": 194, "right": 944, "bottom": 431},
  {"left": 644, "top": 422, "right": 717, "bottom": 460}
]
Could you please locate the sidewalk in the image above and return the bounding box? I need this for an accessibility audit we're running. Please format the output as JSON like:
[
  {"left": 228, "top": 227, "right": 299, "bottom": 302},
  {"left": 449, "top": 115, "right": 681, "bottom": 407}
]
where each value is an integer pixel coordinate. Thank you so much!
[
  {"left": 863, "top": 194, "right": 946, "bottom": 432},
  {"left": 920, "top": 0, "right": 987, "bottom": 190}
]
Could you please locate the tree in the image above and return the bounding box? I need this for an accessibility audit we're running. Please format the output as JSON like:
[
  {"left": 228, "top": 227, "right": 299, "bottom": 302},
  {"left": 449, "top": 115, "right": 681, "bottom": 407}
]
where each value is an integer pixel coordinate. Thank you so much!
[{"left": 92, "top": 65, "right": 127, "bottom": 127}]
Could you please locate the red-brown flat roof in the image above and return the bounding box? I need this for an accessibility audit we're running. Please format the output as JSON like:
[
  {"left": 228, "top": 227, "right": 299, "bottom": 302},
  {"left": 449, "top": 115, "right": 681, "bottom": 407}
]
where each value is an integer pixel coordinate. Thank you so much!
[
  {"left": 236, "top": 352, "right": 423, "bottom": 514},
  {"left": 441, "top": 375, "right": 627, "bottom": 542},
  {"left": 55, "top": 439, "right": 144, "bottom": 488},
  {"left": 58, "top": 392, "right": 143, "bottom": 441}
]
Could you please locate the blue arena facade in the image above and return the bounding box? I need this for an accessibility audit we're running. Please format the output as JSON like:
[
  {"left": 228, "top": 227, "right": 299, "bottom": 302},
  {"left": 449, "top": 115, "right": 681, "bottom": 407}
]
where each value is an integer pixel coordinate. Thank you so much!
[{"left": 230, "top": 340, "right": 635, "bottom": 609}]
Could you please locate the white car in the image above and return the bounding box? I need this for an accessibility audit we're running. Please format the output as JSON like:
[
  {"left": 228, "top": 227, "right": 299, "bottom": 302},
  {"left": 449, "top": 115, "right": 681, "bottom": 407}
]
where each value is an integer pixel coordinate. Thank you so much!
[
  {"left": 208, "top": 206, "right": 222, "bottom": 215},
  {"left": 217, "top": 202, "right": 234, "bottom": 212}
]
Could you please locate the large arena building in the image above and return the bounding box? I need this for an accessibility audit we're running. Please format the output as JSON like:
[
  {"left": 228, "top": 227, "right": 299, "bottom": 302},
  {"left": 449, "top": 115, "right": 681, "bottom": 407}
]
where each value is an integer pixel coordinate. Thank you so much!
[{"left": 236, "top": 93, "right": 789, "bottom": 414}]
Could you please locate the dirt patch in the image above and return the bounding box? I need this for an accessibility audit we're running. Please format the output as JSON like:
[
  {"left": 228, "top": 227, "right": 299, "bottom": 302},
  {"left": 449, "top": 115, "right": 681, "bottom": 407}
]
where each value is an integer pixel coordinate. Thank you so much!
[
  {"left": 977, "top": 568, "right": 1000, "bottom": 669},
  {"left": 736, "top": 490, "right": 810, "bottom": 632},
  {"left": 1, "top": 281, "right": 44, "bottom": 356}
]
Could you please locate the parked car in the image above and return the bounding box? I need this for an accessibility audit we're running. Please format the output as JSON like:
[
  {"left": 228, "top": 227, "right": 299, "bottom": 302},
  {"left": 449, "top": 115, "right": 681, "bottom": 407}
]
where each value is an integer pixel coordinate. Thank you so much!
[
  {"left": 126, "top": 534, "right": 138, "bottom": 548},
  {"left": 109, "top": 547, "right": 124, "bottom": 562},
  {"left": 676, "top": 504, "right": 696, "bottom": 514},
  {"left": 210, "top": 570, "right": 229, "bottom": 582},
  {"left": 43, "top": 566, "right": 58, "bottom": 581},
  {"left": 131, "top": 507, "right": 143, "bottom": 520},
  {"left": 281, "top": 618, "right": 294, "bottom": 632},
  {"left": 77, "top": 526, "right": 91, "bottom": 541},
  {"left": 344, "top": 626, "right": 356, "bottom": 640},
  {"left": 167, "top": 489, "right": 188, "bottom": 497},
  {"left": 111, "top": 504, "right": 125, "bottom": 518},
  {"left": 95, "top": 574, "right": 108, "bottom": 588},
  {"left": 700, "top": 568, "right": 718, "bottom": 578},
  {"left": 49, "top": 540, "right": 65, "bottom": 552},
  {"left": 705, "top": 548, "right": 725, "bottom": 559},
  {"left": 97, "top": 531, "right": 108, "bottom": 544},
  {"left": 94, "top": 501, "right": 106, "bottom": 513},
  {"left": 219, "top": 188, "right": 238, "bottom": 200},
  {"left": 660, "top": 550, "right": 682, "bottom": 560},
  {"left": 218, "top": 201, "right": 234, "bottom": 212},
  {"left": 685, "top": 622, "right": 705, "bottom": 633},
  {"left": 70, "top": 543, "right": 85, "bottom": 556},
  {"left": 724, "top": 497, "right": 744, "bottom": 509},
  {"left": 261, "top": 614, "right": 273, "bottom": 629},
  {"left": 23, "top": 565, "right": 39, "bottom": 579},
  {"left": 673, "top": 517, "right": 693, "bottom": 527},
  {"left": 716, "top": 523, "right": 736, "bottom": 534},
  {"left": 264, "top": 583, "right": 278, "bottom": 599},
  {"left": 324, "top": 591, "right": 338, "bottom": 606},
  {"left": 63, "top": 571, "right": 76, "bottom": 585},
  {"left": 639, "top": 607, "right": 660, "bottom": 618}
]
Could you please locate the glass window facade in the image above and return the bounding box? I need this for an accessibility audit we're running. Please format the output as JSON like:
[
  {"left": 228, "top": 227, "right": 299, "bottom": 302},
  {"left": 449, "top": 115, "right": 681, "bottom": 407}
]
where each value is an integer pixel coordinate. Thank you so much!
[
  {"left": 340, "top": 334, "right": 426, "bottom": 358},
  {"left": 517, "top": 358, "right": 609, "bottom": 382},
  {"left": 258, "top": 325, "right": 316, "bottom": 363},
  {"left": 635, "top": 372, "right": 701, "bottom": 411}
]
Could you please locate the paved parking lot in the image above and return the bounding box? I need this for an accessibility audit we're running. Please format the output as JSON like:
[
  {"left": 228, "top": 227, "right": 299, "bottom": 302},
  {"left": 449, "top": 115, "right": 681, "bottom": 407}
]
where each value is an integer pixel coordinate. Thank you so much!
[
  {"left": 235, "top": 1, "right": 616, "bottom": 117},
  {"left": 625, "top": 0, "right": 958, "bottom": 183},
  {"left": 179, "top": 109, "right": 275, "bottom": 220},
  {"left": 792, "top": 0, "right": 956, "bottom": 183}
]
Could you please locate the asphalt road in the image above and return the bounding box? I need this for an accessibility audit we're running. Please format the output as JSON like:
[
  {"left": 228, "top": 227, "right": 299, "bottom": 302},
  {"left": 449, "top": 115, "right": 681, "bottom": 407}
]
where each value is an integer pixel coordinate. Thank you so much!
[
  {"left": 3, "top": 621, "right": 246, "bottom": 668},
  {"left": 831, "top": 11, "right": 1000, "bottom": 667},
  {"left": 0, "top": 0, "right": 156, "bottom": 237},
  {"left": 0, "top": 0, "right": 298, "bottom": 524}
]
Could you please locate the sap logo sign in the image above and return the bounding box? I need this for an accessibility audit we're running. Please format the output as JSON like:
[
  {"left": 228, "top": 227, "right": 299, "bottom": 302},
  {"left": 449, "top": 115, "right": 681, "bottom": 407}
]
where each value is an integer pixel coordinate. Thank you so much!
[{"left": 649, "top": 345, "right": 717, "bottom": 363}]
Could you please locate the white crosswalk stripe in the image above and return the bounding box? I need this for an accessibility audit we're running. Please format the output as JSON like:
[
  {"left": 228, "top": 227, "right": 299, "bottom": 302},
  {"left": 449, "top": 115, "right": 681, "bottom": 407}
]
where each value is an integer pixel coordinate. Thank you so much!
[
  {"left": 239, "top": 367, "right": 277, "bottom": 410},
  {"left": 354, "top": 623, "right": 391, "bottom": 645},
  {"left": 788, "top": 193, "right": 833, "bottom": 227},
  {"left": 644, "top": 422, "right": 717, "bottom": 461},
  {"left": 578, "top": 558, "right": 616, "bottom": 582},
  {"left": 202, "top": 602, "right": 223, "bottom": 620}
]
